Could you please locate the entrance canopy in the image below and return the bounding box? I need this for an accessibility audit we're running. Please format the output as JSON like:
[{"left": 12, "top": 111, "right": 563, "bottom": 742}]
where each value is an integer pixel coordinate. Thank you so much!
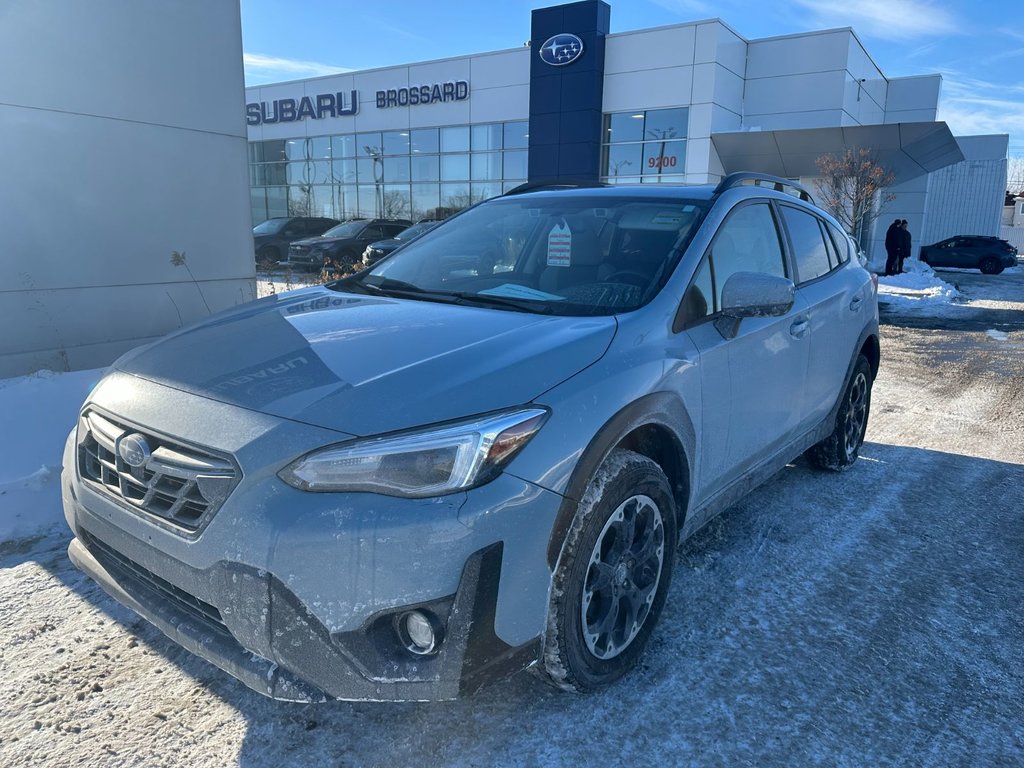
[{"left": 711, "top": 122, "right": 964, "bottom": 181}]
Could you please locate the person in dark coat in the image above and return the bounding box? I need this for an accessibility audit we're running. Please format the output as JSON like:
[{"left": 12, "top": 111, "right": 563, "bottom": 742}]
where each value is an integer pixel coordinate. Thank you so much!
[
  {"left": 884, "top": 219, "right": 901, "bottom": 275},
  {"left": 897, "top": 219, "right": 911, "bottom": 273}
]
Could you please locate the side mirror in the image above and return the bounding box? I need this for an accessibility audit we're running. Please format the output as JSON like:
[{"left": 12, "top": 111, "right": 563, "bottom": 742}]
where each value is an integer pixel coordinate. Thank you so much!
[{"left": 714, "top": 271, "right": 795, "bottom": 340}]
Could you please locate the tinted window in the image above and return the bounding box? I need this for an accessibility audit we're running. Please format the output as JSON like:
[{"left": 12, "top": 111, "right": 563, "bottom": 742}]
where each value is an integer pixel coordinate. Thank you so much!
[{"left": 781, "top": 206, "right": 831, "bottom": 283}]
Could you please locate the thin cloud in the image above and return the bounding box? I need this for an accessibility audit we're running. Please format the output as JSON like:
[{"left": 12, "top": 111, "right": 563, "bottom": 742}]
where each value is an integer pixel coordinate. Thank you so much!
[
  {"left": 243, "top": 53, "right": 353, "bottom": 85},
  {"left": 788, "top": 0, "right": 961, "bottom": 40},
  {"left": 937, "top": 76, "right": 1024, "bottom": 153}
]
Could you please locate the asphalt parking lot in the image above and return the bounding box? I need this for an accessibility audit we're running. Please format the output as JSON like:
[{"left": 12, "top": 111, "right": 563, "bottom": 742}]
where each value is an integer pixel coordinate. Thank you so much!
[{"left": 1, "top": 271, "right": 1022, "bottom": 767}]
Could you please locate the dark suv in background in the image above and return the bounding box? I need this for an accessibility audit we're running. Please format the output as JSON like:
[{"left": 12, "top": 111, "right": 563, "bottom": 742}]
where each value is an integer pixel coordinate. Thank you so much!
[
  {"left": 253, "top": 217, "right": 339, "bottom": 263},
  {"left": 287, "top": 219, "right": 411, "bottom": 270},
  {"left": 920, "top": 235, "right": 1018, "bottom": 274},
  {"left": 361, "top": 220, "right": 443, "bottom": 268}
]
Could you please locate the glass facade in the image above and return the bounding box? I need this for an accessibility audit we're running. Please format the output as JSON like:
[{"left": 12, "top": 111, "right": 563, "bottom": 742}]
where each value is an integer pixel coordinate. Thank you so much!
[
  {"left": 601, "top": 107, "right": 688, "bottom": 184},
  {"left": 248, "top": 121, "right": 529, "bottom": 224}
]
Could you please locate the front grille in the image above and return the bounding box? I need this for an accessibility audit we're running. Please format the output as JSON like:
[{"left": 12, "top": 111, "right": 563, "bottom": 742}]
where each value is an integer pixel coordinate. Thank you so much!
[
  {"left": 77, "top": 409, "right": 239, "bottom": 535},
  {"left": 81, "top": 530, "right": 230, "bottom": 637},
  {"left": 289, "top": 244, "right": 310, "bottom": 256}
]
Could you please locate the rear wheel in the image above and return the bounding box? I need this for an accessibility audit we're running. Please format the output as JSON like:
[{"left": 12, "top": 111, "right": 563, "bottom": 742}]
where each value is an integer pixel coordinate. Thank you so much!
[
  {"left": 807, "top": 354, "right": 872, "bottom": 472},
  {"left": 256, "top": 244, "right": 279, "bottom": 264},
  {"left": 979, "top": 257, "right": 1003, "bottom": 275},
  {"left": 539, "top": 450, "right": 676, "bottom": 692}
]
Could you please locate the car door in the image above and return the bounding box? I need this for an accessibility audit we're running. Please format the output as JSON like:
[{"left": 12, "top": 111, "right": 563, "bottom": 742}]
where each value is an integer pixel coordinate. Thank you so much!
[
  {"left": 679, "top": 200, "right": 810, "bottom": 501},
  {"left": 777, "top": 205, "right": 866, "bottom": 428}
]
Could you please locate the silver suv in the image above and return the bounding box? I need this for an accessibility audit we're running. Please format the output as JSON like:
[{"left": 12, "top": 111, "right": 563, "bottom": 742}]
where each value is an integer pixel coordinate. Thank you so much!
[{"left": 62, "top": 174, "right": 879, "bottom": 702}]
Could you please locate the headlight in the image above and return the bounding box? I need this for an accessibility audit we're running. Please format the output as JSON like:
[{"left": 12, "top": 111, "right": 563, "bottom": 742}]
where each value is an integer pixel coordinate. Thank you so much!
[{"left": 279, "top": 408, "right": 548, "bottom": 497}]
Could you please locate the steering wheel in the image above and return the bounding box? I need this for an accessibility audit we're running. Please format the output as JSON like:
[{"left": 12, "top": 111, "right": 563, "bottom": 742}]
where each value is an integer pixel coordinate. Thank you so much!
[{"left": 604, "top": 270, "right": 649, "bottom": 287}]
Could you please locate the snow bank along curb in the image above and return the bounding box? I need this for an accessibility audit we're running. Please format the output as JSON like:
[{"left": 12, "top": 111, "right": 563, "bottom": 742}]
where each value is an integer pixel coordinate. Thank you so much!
[{"left": 876, "top": 259, "right": 959, "bottom": 308}]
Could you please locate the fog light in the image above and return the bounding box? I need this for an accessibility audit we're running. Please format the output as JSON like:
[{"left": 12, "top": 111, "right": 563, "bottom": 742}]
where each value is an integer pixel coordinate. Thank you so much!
[{"left": 398, "top": 610, "right": 440, "bottom": 656}]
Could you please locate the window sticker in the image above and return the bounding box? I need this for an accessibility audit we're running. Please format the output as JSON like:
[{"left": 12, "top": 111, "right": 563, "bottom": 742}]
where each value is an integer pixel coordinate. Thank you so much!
[
  {"left": 547, "top": 222, "right": 572, "bottom": 267},
  {"left": 651, "top": 211, "right": 685, "bottom": 226}
]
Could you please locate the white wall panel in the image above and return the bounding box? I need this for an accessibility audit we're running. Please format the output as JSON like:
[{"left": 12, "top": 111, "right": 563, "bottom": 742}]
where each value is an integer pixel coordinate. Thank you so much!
[
  {"left": 469, "top": 84, "right": 529, "bottom": 124},
  {"left": 602, "top": 67, "right": 694, "bottom": 112},
  {"left": 744, "top": 71, "right": 847, "bottom": 118},
  {"left": 471, "top": 50, "right": 530, "bottom": 90},
  {"left": 605, "top": 26, "right": 697, "bottom": 72},
  {"left": 1, "top": 1, "right": 252, "bottom": 377},
  {"left": 0, "top": 0, "right": 245, "bottom": 137},
  {"left": 747, "top": 31, "right": 851, "bottom": 79}
]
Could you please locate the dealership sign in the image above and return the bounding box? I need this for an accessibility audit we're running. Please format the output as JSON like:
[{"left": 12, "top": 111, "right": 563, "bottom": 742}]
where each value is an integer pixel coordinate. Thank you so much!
[{"left": 246, "top": 80, "right": 470, "bottom": 126}]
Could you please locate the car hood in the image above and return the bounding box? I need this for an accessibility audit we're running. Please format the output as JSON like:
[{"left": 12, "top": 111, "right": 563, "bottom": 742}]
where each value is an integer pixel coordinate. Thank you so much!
[{"left": 114, "top": 287, "right": 617, "bottom": 436}]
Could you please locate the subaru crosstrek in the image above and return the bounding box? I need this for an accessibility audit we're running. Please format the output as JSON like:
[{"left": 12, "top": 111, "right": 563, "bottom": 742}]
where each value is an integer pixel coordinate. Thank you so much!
[{"left": 62, "top": 174, "right": 880, "bottom": 702}]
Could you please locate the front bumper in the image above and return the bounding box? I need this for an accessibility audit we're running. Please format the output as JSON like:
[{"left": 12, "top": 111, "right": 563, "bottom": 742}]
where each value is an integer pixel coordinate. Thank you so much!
[
  {"left": 60, "top": 374, "right": 562, "bottom": 701},
  {"left": 68, "top": 529, "right": 534, "bottom": 702}
]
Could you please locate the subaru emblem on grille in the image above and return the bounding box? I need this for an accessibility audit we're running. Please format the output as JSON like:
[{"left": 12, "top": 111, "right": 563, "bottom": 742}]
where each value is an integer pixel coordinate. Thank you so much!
[{"left": 118, "top": 433, "right": 152, "bottom": 468}]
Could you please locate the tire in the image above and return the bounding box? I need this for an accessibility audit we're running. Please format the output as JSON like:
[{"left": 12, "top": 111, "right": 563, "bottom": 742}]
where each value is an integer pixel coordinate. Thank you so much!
[
  {"left": 979, "top": 257, "right": 1003, "bottom": 275},
  {"left": 256, "top": 244, "right": 279, "bottom": 264},
  {"left": 539, "top": 450, "right": 677, "bottom": 692},
  {"left": 806, "top": 354, "right": 872, "bottom": 472}
]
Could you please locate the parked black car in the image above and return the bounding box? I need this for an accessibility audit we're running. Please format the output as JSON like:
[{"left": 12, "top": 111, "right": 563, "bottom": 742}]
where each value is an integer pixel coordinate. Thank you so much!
[
  {"left": 253, "top": 217, "right": 339, "bottom": 263},
  {"left": 361, "top": 220, "right": 443, "bottom": 268},
  {"left": 919, "top": 235, "right": 1018, "bottom": 274},
  {"left": 287, "top": 219, "right": 412, "bottom": 270}
]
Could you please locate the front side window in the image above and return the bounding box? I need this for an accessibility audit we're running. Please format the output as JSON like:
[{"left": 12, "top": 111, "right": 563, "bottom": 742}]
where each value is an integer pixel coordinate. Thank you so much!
[
  {"left": 680, "top": 203, "right": 785, "bottom": 326},
  {"left": 780, "top": 205, "right": 831, "bottom": 283},
  {"left": 336, "top": 195, "right": 707, "bottom": 317}
]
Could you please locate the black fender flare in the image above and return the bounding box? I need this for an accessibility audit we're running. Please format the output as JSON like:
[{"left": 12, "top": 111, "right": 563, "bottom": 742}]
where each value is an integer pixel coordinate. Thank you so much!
[{"left": 545, "top": 392, "right": 696, "bottom": 569}]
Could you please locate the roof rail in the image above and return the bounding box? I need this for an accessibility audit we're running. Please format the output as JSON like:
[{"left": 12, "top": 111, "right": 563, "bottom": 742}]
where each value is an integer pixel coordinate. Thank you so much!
[
  {"left": 713, "top": 173, "right": 814, "bottom": 203},
  {"left": 502, "top": 180, "right": 608, "bottom": 196}
]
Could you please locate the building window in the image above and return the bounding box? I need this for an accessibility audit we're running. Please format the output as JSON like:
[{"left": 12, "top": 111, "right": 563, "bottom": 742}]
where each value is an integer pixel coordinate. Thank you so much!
[
  {"left": 600, "top": 107, "right": 688, "bottom": 184},
  {"left": 248, "top": 120, "right": 529, "bottom": 223}
]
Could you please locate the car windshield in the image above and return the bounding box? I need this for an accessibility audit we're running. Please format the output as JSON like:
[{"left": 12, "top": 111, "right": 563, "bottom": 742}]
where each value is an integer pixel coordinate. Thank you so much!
[
  {"left": 322, "top": 221, "right": 366, "bottom": 238},
  {"left": 335, "top": 195, "right": 707, "bottom": 316},
  {"left": 395, "top": 221, "right": 437, "bottom": 241},
  {"left": 253, "top": 218, "right": 287, "bottom": 235}
]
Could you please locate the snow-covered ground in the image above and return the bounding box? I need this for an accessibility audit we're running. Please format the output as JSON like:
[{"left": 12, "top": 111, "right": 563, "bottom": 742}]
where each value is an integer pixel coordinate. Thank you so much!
[{"left": 2, "top": 270, "right": 1023, "bottom": 766}]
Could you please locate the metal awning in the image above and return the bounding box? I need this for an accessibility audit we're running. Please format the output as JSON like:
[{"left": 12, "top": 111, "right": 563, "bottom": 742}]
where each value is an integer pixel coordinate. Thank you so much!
[{"left": 710, "top": 122, "right": 964, "bottom": 181}]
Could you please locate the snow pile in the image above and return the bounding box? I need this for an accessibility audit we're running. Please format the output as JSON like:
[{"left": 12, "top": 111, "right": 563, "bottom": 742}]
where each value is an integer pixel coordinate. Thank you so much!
[
  {"left": 0, "top": 367, "right": 105, "bottom": 542},
  {"left": 876, "top": 259, "right": 960, "bottom": 308},
  {"left": 986, "top": 329, "right": 1010, "bottom": 341}
]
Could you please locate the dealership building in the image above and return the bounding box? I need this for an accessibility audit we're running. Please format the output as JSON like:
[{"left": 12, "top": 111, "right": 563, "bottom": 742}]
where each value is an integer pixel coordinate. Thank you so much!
[{"left": 244, "top": 0, "right": 1007, "bottom": 269}]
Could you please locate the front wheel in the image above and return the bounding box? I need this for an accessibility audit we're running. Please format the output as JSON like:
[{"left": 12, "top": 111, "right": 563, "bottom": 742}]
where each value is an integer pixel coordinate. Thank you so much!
[
  {"left": 806, "top": 354, "right": 872, "bottom": 471},
  {"left": 539, "top": 450, "right": 677, "bottom": 692}
]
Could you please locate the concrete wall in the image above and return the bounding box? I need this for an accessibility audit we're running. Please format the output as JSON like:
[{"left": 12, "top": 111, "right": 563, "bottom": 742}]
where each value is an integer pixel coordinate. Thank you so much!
[{"left": 0, "top": 0, "right": 254, "bottom": 378}]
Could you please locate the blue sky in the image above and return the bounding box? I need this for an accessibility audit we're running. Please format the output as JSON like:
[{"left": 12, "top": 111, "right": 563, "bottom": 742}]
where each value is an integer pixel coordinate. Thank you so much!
[{"left": 240, "top": 0, "right": 1023, "bottom": 156}]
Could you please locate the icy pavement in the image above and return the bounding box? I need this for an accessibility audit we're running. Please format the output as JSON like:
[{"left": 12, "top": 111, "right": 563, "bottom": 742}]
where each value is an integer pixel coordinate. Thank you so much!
[{"left": 1, "top": 276, "right": 1023, "bottom": 766}]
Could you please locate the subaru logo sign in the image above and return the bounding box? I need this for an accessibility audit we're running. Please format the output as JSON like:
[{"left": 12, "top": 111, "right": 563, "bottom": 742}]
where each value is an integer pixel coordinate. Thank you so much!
[
  {"left": 539, "top": 34, "right": 584, "bottom": 66},
  {"left": 118, "top": 434, "right": 152, "bottom": 468}
]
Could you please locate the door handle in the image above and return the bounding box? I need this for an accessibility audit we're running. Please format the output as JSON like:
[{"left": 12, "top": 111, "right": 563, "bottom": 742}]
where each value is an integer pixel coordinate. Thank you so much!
[
  {"left": 790, "top": 318, "right": 809, "bottom": 338},
  {"left": 849, "top": 295, "right": 864, "bottom": 311}
]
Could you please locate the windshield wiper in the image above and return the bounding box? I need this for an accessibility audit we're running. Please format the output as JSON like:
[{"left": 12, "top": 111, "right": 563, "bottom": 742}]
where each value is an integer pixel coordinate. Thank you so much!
[{"left": 450, "top": 292, "right": 553, "bottom": 314}]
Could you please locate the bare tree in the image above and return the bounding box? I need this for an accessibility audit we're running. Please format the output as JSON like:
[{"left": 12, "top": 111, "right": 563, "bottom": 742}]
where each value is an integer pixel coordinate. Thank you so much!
[
  {"left": 1007, "top": 155, "right": 1024, "bottom": 195},
  {"left": 380, "top": 190, "right": 410, "bottom": 220},
  {"left": 814, "top": 148, "right": 896, "bottom": 249}
]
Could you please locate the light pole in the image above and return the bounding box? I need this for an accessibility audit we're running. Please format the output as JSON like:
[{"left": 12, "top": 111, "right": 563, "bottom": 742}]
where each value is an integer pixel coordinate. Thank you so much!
[{"left": 363, "top": 145, "right": 383, "bottom": 218}]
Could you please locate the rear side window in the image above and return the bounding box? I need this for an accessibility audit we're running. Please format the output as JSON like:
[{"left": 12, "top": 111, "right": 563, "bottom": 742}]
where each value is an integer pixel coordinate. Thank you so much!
[
  {"left": 826, "top": 221, "right": 850, "bottom": 264},
  {"left": 780, "top": 205, "right": 831, "bottom": 283},
  {"left": 680, "top": 202, "right": 786, "bottom": 326}
]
